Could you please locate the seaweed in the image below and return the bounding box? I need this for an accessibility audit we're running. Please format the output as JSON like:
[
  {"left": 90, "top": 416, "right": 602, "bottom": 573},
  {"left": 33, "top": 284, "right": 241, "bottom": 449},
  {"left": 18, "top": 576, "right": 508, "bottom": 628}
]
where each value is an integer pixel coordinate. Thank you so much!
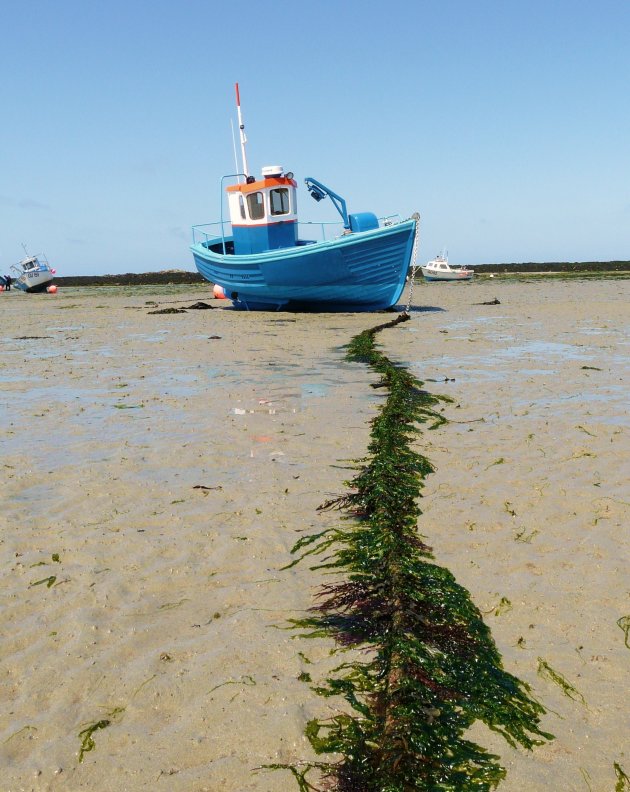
[
  {"left": 537, "top": 658, "right": 586, "bottom": 705},
  {"left": 187, "top": 301, "right": 214, "bottom": 309},
  {"left": 579, "top": 767, "right": 592, "bottom": 790},
  {"left": 208, "top": 675, "right": 256, "bottom": 695},
  {"left": 617, "top": 616, "right": 630, "bottom": 649},
  {"left": 157, "top": 598, "right": 189, "bottom": 611},
  {"left": 615, "top": 762, "right": 630, "bottom": 791},
  {"left": 29, "top": 575, "right": 57, "bottom": 588},
  {"left": 78, "top": 719, "right": 111, "bottom": 761},
  {"left": 77, "top": 708, "right": 124, "bottom": 762},
  {"left": 514, "top": 528, "right": 539, "bottom": 544},
  {"left": 273, "top": 312, "right": 552, "bottom": 790},
  {"left": 3, "top": 725, "right": 37, "bottom": 743},
  {"left": 132, "top": 674, "right": 158, "bottom": 697},
  {"left": 488, "top": 597, "right": 513, "bottom": 617}
]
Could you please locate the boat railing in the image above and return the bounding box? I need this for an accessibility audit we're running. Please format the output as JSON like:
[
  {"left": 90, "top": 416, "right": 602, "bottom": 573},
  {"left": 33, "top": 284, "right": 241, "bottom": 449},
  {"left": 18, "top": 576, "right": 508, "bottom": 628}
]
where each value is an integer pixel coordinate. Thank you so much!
[
  {"left": 381, "top": 214, "right": 403, "bottom": 226},
  {"left": 192, "top": 222, "right": 231, "bottom": 246},
  {"left": 191, "top": 214, "right": 404, "bottom": 248},
  {"left": 297, "top": 221, "right": 345, "bottom": 241},
  {"left": 298, "top": 214, "right": 403, "bottom": 241}
]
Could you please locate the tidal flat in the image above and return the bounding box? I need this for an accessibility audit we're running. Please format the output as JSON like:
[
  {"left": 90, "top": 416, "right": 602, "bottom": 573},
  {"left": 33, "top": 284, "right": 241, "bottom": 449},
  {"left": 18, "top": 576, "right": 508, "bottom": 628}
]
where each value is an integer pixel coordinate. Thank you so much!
[{"left": 1, "top": 277, "right": 628, "bottom": 791}]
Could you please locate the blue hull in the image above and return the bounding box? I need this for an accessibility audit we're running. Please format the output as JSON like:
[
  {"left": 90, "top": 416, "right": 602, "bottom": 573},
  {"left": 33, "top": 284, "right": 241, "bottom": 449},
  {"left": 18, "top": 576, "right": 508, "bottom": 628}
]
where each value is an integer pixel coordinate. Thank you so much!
[{"left": 190, "top": 219, "right": 416, "bottom": 311}]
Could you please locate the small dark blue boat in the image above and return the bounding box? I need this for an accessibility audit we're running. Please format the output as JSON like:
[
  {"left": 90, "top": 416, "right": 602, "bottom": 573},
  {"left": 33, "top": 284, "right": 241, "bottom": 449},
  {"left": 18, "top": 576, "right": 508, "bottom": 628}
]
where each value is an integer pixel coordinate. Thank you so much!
[{"left": 190, "top": 85, "right": 418, "bottom": 312}]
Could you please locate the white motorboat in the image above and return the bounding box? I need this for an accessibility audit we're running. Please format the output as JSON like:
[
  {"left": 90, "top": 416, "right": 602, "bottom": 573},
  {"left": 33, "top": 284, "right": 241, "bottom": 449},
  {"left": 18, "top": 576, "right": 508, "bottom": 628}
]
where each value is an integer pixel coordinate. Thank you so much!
[
  {"left": 10, "top": 253, "right": 56, "bottom": 292},
  {"left": 421, "top": 254, "right": 474, "bottom": 281}
]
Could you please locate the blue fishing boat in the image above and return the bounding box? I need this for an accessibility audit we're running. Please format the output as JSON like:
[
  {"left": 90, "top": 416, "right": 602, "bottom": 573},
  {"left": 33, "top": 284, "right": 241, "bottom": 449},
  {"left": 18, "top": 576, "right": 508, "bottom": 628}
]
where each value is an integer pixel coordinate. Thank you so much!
[{"left": 190, "top": 85, "right": 419, "bottom": 311}]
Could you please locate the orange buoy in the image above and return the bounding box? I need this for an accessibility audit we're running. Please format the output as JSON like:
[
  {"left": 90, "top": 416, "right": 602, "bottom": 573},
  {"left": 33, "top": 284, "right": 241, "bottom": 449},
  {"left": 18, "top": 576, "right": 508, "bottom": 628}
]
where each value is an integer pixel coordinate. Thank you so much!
[
  {"left": 0, "top": 285, "right": 4, "bottom": 292},
  {"left": 47, "top": 284, "right": 58, "bottom": 294},
  {"left": 213, "top": 284, "right": 226, "bottom": 299}
]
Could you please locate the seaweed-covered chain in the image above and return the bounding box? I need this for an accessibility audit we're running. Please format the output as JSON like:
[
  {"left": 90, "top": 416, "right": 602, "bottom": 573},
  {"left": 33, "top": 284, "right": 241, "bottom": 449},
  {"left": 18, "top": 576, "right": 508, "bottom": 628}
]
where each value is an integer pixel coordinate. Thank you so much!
[{"left": 270, "top": 313, "right": 552, "bottom": 791}]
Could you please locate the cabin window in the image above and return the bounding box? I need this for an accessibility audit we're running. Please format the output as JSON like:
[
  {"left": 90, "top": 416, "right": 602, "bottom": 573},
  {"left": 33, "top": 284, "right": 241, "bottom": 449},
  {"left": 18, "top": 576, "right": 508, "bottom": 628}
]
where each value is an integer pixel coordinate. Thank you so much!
[
  {"left": 238, "top": 195, "right": 246, "bottom": 220},
  {"left": 270, "top": 188, "right": 290, "bottom": 216},
  {"left": 247, "top": 191, "right": 265, "bottom": 220}
]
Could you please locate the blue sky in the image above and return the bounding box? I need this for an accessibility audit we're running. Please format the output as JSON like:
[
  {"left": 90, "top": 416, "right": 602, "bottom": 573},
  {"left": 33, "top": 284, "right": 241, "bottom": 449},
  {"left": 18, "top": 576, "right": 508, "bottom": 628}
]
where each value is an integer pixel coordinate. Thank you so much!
[{"left": 2, "top": 0, "right": 629, "bottom": 275}]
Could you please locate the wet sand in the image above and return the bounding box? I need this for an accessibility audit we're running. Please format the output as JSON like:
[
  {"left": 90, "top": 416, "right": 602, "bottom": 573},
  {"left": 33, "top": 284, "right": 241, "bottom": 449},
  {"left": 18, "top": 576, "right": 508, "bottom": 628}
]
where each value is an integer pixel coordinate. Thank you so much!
[{"left": 1, "top": 277, "right": 629, "bottom": 791}]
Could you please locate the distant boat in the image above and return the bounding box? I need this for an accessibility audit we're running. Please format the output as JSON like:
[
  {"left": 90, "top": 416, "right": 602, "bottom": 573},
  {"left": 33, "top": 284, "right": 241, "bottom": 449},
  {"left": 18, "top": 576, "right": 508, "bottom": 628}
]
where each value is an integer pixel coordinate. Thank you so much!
[
  {"left": 10, "top": 252, "right": 56, "bottom": 292},
  {"left": 421, "top": 254, "right": 473, "bottom": 282},
  {"left": 190, "top": 84, "right": 418, "bottom": 311}
]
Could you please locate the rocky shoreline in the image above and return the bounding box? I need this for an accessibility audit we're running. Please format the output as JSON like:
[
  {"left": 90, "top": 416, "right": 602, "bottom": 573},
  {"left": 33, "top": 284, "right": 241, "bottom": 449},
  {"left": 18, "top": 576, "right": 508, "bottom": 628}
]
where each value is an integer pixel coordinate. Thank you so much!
[
  {"left": 53, "top": 261, "right": 630, "bottom": 287},
  {"left": 55, "top": 270, "right": 205, "bottom": 287}
]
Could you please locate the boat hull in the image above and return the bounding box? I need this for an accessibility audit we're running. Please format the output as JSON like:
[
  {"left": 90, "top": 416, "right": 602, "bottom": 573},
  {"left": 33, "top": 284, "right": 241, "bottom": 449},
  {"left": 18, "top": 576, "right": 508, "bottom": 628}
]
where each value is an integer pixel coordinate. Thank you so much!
[
  {"left": 421, "top": 267, "right": 473, "bottom": 282},
  {"left": 15, "top": 271, "right": 55, "bottom": 292},
  {"left": 191, "top": 219, "right": 416, "bottom": 311}
]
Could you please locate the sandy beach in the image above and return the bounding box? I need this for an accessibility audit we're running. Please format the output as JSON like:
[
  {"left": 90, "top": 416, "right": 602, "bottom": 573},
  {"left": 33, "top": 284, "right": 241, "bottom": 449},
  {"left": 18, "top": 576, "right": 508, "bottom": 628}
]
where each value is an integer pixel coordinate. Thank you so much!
[{"left": 1, "top": 276, "right": 629, "bottom": 791}]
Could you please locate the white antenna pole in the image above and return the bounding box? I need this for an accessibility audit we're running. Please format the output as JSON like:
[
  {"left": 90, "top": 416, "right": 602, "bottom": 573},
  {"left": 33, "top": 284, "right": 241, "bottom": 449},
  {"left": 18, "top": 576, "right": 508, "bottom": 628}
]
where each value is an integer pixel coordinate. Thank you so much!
[
  {"left": 235, "top": 82, "right": 250, "bottom": 178},
  {"left": 230, "top": 118, "right": 241, "bottom": 181}
]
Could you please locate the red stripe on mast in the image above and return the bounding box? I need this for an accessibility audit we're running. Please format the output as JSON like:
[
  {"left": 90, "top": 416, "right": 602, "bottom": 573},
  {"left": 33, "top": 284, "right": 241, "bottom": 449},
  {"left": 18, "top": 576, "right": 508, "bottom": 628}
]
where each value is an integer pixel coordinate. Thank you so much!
[{"left": 235, "top": 82, "right": 241, "bottom": 107}]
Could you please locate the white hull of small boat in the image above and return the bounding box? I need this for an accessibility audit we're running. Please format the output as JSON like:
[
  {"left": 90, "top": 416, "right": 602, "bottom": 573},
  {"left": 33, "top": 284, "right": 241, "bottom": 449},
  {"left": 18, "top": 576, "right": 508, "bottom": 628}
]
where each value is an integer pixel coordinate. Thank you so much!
[
  {"left": 11, "top": 255, "right": 56, "bottom": 293},
  {"left": 421, "top": 256, "right": 473, "bottom": 282},
  {"left": 15, "top": 268, "right": 55, "bottom": 292}
]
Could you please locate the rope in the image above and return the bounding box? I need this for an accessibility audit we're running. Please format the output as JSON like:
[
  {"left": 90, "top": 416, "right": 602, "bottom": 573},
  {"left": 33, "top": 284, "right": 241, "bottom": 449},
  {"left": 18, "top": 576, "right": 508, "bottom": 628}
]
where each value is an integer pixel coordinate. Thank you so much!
[{"left": 404, "top": 212, "right": 421, "bottom": 314}]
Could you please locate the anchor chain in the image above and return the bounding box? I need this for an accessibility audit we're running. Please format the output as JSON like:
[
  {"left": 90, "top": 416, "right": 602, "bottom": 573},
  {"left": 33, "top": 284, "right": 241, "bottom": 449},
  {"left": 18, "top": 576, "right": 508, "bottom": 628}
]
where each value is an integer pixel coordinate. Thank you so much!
[{"left": 404, "top": 212, "right": 421, "bottom": 314}]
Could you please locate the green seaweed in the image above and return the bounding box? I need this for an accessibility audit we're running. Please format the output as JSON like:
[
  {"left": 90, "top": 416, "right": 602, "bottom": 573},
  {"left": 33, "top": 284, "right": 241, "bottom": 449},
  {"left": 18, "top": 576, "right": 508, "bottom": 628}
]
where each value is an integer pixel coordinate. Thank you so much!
[
  {"left": 615, "top": 762, "right": 630, "bottom": 791},
  {"left": 579, "top": 767, "right": 592, "bottom": 790},
  {"left": 157, "top": 598, "right": 189, "bottom": 611},
  {"left": 133, "top": 674, "right": 158, "bottom": 697},
  {"left": 30, "top": 575, "right": 57, "bottom": 588},
  {"left": 490, "top": 597, "right": 513, "bottom": 617},
  {"left": 273, "top": 313, "right": 552, "bottom": 791},
  {"left": 208, "top": 675, "right": 256, "bottom": 694},
  {"left": 77, "top": 708, "right": 124, "bottom": 762},
  {"left": 3, "top": 725, "right": 37, "bottom": 743},
  {"left": 78, "top": 719, "right": 111, "bottom": 761},
  {"left": 514, "top": 528, "right": 539, "bottom": 543},
  {"left": 537, "top": 658, "right": 586, "bottom": 705},
  {"left": 31, "top": 552, "right": 61, "bottom": 567},
  {"left": 616, "top": 616, "right": 630, "bottom": 649}
]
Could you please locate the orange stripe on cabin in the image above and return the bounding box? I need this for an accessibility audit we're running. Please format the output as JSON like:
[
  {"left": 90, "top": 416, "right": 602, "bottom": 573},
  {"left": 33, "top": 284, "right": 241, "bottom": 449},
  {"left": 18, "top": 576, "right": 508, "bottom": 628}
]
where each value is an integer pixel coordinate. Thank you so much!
[{"left": 226, "top": 177, "right": 297, "bottom": 193}]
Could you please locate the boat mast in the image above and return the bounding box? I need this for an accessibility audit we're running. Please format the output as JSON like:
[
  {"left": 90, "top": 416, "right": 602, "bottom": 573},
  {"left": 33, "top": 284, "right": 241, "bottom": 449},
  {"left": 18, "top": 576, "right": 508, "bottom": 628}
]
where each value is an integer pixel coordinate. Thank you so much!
[
  {"left": 230, "top": 118, "right": 240, "bottom": 180},
  {"left": 235, "top": 82, "right": 250, "bottom": 179}
]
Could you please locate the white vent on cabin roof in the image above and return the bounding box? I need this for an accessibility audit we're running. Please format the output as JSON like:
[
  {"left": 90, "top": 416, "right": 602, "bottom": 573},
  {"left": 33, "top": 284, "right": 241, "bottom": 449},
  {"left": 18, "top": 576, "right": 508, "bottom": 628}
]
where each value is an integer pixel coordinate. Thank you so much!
[{"left": 261, "top": 165, "right": 283, "bottom": 178}]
